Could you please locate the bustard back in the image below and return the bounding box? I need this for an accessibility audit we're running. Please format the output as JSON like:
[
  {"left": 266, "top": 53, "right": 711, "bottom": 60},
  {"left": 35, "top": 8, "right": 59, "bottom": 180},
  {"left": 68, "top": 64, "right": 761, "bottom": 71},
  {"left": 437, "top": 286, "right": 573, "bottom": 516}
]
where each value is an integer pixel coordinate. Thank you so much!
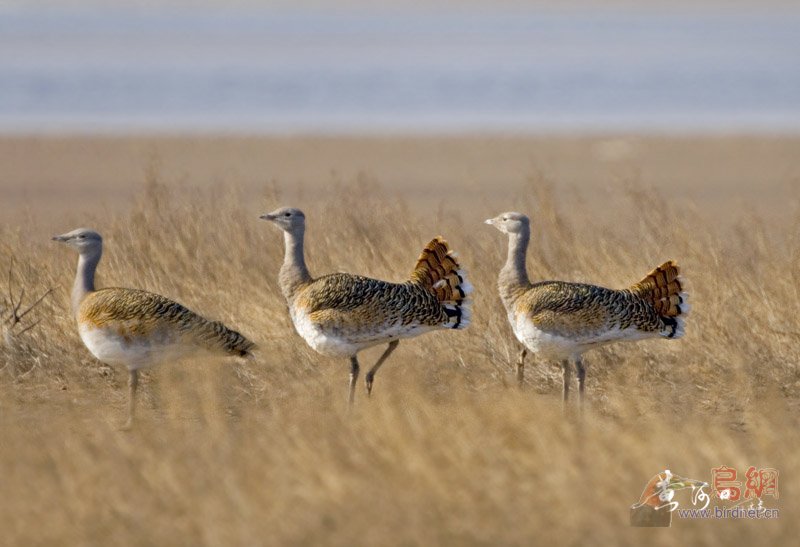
[
  {"left": 53, "top": 228, "right": 254, "bottom": 428},
  {"left": 485, "top": 212, "right": 689, "bottom": 406},
  {"left": 260, "top": 207, "right": 472, "bottom": 404}
]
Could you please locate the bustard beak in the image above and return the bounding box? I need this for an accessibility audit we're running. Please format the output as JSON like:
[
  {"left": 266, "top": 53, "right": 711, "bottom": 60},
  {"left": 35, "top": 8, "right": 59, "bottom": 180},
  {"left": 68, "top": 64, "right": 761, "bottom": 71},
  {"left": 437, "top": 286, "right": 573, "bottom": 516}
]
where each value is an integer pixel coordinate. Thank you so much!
[
  {"left": 484, "top": 218, "right": 495, "bottom": 225},
  {"left": 51, "top": 234, "right": 69, "bottom": 242},
  {"left": 259, "top": 213, "right": 276, "bottom": 221}
]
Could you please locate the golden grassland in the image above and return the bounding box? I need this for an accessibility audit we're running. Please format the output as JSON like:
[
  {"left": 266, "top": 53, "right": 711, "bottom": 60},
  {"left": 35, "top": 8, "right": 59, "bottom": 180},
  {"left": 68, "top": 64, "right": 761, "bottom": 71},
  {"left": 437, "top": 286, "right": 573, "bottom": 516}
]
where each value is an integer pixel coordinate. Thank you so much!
[{"left": 1, "top": 135, "right": 798, "bottom": 545}]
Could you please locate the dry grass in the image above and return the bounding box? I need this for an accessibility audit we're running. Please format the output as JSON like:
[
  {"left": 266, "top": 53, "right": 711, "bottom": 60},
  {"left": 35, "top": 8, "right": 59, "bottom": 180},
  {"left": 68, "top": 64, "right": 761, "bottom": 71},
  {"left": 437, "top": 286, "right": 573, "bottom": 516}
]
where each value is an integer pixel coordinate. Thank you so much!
[{"left": 1, "top": 140, "right": 798, "bottom": 545}]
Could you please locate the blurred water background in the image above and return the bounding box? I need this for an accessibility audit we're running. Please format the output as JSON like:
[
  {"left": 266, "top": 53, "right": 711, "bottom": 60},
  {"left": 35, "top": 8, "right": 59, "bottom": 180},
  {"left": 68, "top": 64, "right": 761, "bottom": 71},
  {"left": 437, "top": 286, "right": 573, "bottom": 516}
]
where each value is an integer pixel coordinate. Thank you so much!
[{"left": 1, "top": 4, "right": 799, "bottom": 133}]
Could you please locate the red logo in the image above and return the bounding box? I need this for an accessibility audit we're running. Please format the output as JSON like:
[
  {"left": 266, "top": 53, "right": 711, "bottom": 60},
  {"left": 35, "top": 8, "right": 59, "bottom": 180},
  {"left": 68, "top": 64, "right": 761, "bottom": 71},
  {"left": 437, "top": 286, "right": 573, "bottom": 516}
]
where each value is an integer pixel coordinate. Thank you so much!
[{"left": 711, "top": 466, "right": 779, "bottom": 501}]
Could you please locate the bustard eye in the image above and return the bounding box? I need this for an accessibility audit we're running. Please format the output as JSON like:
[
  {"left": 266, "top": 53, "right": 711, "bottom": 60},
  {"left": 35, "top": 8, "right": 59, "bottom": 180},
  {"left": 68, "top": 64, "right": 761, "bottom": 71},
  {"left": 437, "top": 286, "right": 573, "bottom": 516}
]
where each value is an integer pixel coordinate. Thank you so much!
[
  {"left": 78, "top": 234, "right": 86, "bottom": 239},
  {"left": 284, "top": 212, "right": 291, "bottom": 217}
]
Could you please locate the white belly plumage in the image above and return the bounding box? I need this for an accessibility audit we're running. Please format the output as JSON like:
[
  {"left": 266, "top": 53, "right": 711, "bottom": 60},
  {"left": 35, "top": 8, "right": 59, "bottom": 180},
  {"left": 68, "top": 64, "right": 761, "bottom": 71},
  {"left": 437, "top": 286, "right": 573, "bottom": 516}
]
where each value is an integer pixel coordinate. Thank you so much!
[
  {"left": 290, "top": 308, "right": 436, "bottom": 357},
  {"left": 509, "top": 312, "right": 579, "bottom": 360},
  {"left": 78, "top": 324, "right": 198, "bottom": 370},
  {"left": 509, "top": 311, "right": 654, "bottom": 360}
]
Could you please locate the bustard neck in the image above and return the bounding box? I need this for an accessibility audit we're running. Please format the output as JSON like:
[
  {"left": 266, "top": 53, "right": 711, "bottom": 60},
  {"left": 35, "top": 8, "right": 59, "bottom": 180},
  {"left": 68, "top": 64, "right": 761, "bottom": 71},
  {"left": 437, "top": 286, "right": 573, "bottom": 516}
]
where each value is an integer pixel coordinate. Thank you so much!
[
  {"left": 72, "top": 248, "right": 100, "bottom": 318},
  {"left": 280, "top": 228, "right": 312, "bottom": 300},
  {"left": 499, "top": 229, "right": 531, "bottom": 304}
]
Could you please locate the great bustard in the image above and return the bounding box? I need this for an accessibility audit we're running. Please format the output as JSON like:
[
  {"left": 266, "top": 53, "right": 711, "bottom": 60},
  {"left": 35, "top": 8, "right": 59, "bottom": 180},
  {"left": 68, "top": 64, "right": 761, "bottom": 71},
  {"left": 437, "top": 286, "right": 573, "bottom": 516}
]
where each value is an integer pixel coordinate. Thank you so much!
[
  {"left": 53, "top": 228, "right": 254, "bottom": 428},
  {"left": 260, "top": 207, "right": 472, "bottom": 404},
  {"left": 485, "top": 212, "right": 688, "bottom": 405}
]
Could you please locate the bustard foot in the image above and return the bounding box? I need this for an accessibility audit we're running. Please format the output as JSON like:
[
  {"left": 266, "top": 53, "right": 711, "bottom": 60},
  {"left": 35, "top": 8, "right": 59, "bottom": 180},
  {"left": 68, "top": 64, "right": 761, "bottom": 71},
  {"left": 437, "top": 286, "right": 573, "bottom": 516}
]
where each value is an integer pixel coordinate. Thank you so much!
[
  {"left": 122, "top": 368, "right": 139, "bottom": 431},
  {"left": 348, "top": 356, "right": 360, "bottom": 406},
  {"left": 365, "top": 374, "right": 375, "bottom": 397},
  {"left": 516, "top": 348, "right": 527, "bottom": 389},
  {"left": 561, "top": 359, "right": 571, "bottom": 408},
  {"left": 575, "top": 357, "right": 586, "bottom": 412},
  {"left": 363, "top": 340, "right": 398, "bottom": 399}
]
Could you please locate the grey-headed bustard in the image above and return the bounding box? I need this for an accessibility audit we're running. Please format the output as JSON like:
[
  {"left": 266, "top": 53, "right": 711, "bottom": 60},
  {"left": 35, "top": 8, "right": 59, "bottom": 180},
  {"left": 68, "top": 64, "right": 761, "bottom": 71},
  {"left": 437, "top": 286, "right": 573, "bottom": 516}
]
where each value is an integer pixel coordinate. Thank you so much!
[
  {"left": 260, "top": 207, "right": 472, "bottom": 404},
  {"left": 485, "top": 212, "right": 689, "bottom": 406},
  {"left": 53, "top": 228, "right": 254, "bottom": 428}
]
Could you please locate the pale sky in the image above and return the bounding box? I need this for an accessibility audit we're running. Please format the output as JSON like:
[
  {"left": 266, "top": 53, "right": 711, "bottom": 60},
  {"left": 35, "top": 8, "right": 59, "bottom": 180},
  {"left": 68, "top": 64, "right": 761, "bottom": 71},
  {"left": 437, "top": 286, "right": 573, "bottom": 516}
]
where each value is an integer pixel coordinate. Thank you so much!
[{"left": 1, "top": 0, "right": 797, "bottom": 10}]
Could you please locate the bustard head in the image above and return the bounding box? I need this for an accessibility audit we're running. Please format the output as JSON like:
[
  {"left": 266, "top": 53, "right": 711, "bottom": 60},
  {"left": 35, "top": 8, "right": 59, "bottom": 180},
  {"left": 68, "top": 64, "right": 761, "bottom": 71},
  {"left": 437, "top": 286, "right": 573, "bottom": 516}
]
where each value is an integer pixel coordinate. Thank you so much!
[
  {"left": 484, "top": 212, "right": 529, "bottom": 235},
  {"left": 52, "top": 228, "right": 103, "bottom": 254},
  {"left": 260, "top": 207, "right": 306, "bottom": 234}
]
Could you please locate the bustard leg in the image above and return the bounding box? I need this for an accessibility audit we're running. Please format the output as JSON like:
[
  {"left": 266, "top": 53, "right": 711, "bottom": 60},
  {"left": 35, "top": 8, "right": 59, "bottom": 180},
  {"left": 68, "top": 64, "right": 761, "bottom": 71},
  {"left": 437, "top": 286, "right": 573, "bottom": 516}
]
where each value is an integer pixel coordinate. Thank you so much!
[
  {"left": 516, "top": 348, "right": 527, "bottom": 388},
  {"left": 365, "top": 340, "right": 399, "bottom": 397},
  {"left": 561, "top": 359, "right": 571, "bottom": 405},
  {"left": 122, "top": 369, "right": 139, "bottom": 430},
  {"left": 575, "top": 357, "right": 586, "bottom": 408},
  {"left": 349, "top": 356, "right": 360, "bottom": 405}
]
